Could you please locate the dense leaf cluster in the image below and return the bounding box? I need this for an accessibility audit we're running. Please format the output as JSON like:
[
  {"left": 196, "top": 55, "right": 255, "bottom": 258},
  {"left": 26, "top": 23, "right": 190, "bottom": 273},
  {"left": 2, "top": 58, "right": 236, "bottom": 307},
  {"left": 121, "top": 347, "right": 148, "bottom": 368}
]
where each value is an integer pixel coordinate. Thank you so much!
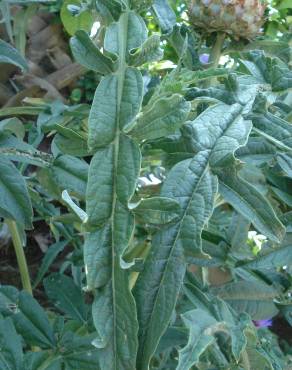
[{"left": 0, "top": 0, "right": 291, "bottom": 369}]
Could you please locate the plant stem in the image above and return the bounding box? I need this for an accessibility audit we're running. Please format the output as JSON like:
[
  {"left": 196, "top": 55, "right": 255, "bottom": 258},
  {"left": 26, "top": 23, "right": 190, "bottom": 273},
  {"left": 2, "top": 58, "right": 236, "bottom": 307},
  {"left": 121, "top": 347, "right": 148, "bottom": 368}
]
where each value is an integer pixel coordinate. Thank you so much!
[
  {"left": 6, "top": 219, "right": 33, "bottom": 295},
  {"left": 209, "top": 32, "right": 225, "bottom": 68}
]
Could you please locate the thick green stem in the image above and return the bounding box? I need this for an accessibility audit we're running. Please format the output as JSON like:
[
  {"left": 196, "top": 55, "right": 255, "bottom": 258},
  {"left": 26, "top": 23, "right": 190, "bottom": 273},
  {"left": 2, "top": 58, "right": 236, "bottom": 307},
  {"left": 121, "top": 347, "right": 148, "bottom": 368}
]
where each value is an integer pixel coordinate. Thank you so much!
[
  {"left": 209, "top": 32, "right": 225, "bottom": 68},
  {"left": 6, "top": 219, "right": 33, "bottom": 295}
]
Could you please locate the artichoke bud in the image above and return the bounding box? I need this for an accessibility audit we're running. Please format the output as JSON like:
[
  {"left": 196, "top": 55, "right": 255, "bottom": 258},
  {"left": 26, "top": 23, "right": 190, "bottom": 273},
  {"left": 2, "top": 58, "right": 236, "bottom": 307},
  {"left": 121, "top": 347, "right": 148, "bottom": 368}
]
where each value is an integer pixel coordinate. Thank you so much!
[{"left": 188, "top": 0, "right": 266, "bottom": 40}]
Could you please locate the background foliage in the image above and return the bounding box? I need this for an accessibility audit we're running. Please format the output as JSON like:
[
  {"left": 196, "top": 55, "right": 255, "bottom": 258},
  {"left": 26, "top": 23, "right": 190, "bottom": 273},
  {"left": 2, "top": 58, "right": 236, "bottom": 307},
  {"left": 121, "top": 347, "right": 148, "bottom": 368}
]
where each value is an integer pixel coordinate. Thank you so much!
[{"left": 0, "top": 0, "right": 291, "bottom": 369}]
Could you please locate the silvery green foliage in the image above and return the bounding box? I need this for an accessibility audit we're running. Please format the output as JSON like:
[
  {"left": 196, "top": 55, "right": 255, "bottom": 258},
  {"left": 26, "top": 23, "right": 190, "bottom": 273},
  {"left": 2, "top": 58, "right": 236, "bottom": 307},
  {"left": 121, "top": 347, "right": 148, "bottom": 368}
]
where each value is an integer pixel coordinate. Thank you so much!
[
  {"left": 77, "top": 1, "right": 291, "bottom": 366},
  {"left": 0, "top": 0, "right": 291, "bottom": 369}
]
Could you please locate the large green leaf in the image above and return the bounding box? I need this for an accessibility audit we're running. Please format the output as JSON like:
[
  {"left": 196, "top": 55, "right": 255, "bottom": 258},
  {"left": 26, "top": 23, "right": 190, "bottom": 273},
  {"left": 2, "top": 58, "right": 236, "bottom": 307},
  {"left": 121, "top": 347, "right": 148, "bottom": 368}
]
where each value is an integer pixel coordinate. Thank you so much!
[
  {"left": 218, "top": 167, "right": 285, "bottom": 243},
  {"left": 134, "top": 152, "right": 217, "bottom": 370},
  {"left": 70, "top": 30, "right": 114, "bottom": 74},
  {"left": 0, "top": 318, "right": 23, "bottom": 370},
  {"left": 0, "top": 158, "right": 33, "bottom": 228},
  {"left": 84, "top": 10, "right": 147, "bottom": 370},
  {"left": 134, "top": 102, "right": 253, "bottom": 369}
]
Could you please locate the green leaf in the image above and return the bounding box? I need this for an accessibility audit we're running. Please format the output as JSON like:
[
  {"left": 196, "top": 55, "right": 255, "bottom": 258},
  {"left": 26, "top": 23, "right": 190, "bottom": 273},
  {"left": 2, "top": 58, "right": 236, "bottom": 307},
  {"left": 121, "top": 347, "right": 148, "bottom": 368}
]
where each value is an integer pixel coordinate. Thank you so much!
[
  {"left": 0, "top": 318, "right": 23, "bottom": 370},
  {"left": 88, "top": 68, "right": 143, "bottom": 150},
  {"left": 53, "top": 133, "right": 89, "bottom": 157},
  {"left": 0, "top": 287, "right": 56, "bottom": 348},
  {"left": 151, "top": 0, "right": 176, "bottom": 33},
  {"left": 236, "top": 137, "right": 276, "bottom": 166},
  {"left": 242, "top": 50, "right": 292, "bottom": 92},
  {"left": 0, "top": 118, "right": 25, "bottom": 139},
  {"left": 177, "top": 309, "right": 217, "bottom": 370},
  {"left": 218, "top": 166, "right": 285, "bottom": 243},
  {"left": 52, "top": 155, "right": 88, "bottom": 199},
  {"left": 134, "top": 152, "right": 217, "bottom": 370},
  {"left": 131, "top": 196, "right": 181, "bottom": 224},
  {"left": 0, "top": 106, "right": 45, "bottom": 117},
  {"left": 70, "top": 30, "right": 114, "bottom": 74},
  {"left": 0, "top": 38, "right": 27, "bottom": 71},
  {"left": 129, "top": 94, "right": 191, "bottom": 141},
  {"left": 84, "top": 11, "right": 142, "bottom": 369},
  {"left": 24, "top": 352, "right": 62, "bottom": 370},
  {"left": 129, "top": 34, "right": 163, "bottom": 66},
  {"left": 44, "top": 273, "right": 88, "bottom": 323},
  {"left": 0, "top": 158, "right": 33, "bottom": 228},
  {"left": 104, "top": 11, "right": 147, "bottom": 55},
  {"left": 213, "top": 281, "right": 279, "bottom": 320},
  {"left": 96, "top": 0, "right": 126, "bottom": 22},
  {"left": 86, "top": 146, "right": 114, "bottom": 225},
  {"left": 134, "top": 101, "right": 254, "bottom": 369},
  {"left": 241, "top": 245, "right": 292, "bottom": 271},
  {"left": 62, "top": 190, "right": 88, "bottom": 222},
  {"left": 182, "top": 103, "right": 252, "bottom": 167},
  {"left": 60, "top": 0, "right": 93, "bottom": 36},
  {"left": 33, "top": 241, "right": 68, "bottom": 288},
  {"left": 117, "top": 134, "right": 141, "bottom": 205},
  {"left": 61, "top": 333, "right": 100, "bottom": 369},
  {"left": 277, "top": 153, "right": 292, "bottom": 178},
  {"left": 249, "top": 111, "right": 292, "bottom": 152}
]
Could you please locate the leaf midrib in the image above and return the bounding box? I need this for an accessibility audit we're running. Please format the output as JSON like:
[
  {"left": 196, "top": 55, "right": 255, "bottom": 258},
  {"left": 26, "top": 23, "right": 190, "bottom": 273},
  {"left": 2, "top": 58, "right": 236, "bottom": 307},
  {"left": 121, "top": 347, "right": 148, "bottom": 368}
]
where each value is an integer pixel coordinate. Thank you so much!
[{"left": 110, "top": 8, "right": 129, "bottom": 369}]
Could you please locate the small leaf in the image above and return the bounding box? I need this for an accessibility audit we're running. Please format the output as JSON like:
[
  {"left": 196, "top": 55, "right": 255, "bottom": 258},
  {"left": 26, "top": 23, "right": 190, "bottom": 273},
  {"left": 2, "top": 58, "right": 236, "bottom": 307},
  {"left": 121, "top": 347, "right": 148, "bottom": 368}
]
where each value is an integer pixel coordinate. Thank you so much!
[
  {"left": 0, "top": 158, "right": 33, "bottom": 228},
  {"left": 88, "top": 68, "right": 143, "bottom": 150},
  {"left": 0, "top": 318, "right": 23, "bottom": 370},
  {"left": 129, "top": 94, "right": 191, "bottom": 141},
  {"left": 60, "top": 0, "right": 93, "bottom": 36},
  {"left": 0, "top": 118, "right": 25, "bottom": 139},
  {"left": 33, "top": 241, "right": 68, "bottom": 288},
  {"left": 62, "top": 190, "right": 88, "bottom": 222},
  {"left": 151, "top": 0, "right": 176, "bottom": 33},
  {"left": 177, "top": 309, "right": 217, "bottom": 370},
  {"left": 104, "top": 11, "right": 148, "bottom": 55},
  {"left": 86, "top": 146, "right": 114, "bottom": 226},
  {"left": 213, "top": 280, "right": 279, "bottom": 320},
  {"left": 218, "top": 166, "right": 285, "bottom": 243},
  {"left": 129, "top": 34, "right": 163, "bottom": 66},
  {"left": 52, "top": 155, "right": 88, "bottom": 199},
  {"left": 241, "top": 245, "right": 292, "bottom": 271},
  {"left": 44, "top": 273, "right": 88, "bottom": 323},
  {"left": 131, "top": 196, "right": 181, "bottom": 224},
  {"left": 70, "top": 30, "right": 114, "bottom": 74},
  {"left": 0, "top": 38, "right": 28, "bottom": 71}
]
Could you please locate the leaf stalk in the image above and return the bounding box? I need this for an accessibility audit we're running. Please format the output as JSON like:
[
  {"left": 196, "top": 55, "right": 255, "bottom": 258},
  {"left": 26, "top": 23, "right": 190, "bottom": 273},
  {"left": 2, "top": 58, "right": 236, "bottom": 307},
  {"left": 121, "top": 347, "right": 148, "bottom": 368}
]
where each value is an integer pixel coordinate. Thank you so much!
[{"left": 6, "top": 219, "right": 33, "bottom": 295}]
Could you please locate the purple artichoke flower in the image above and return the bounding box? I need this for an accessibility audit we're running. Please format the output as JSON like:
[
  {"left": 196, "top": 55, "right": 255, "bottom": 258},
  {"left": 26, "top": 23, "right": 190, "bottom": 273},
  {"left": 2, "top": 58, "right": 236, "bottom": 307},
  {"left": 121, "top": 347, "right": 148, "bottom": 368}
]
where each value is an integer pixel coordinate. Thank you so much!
[
  {"left": 253, "top": 319, "right": 273, "bottom": 328},
  {"left": 199, "top": 53, "right": 210, "bottom": 64}
]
